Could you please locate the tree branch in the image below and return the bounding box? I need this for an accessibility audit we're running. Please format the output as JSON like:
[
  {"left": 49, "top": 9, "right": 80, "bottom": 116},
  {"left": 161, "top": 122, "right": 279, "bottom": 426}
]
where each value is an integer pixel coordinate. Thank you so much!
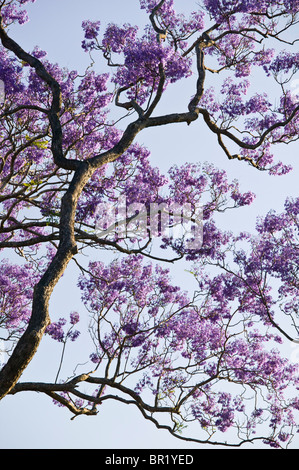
[{"left": 0, "top": 16, "right": 80, "bottom": 171}]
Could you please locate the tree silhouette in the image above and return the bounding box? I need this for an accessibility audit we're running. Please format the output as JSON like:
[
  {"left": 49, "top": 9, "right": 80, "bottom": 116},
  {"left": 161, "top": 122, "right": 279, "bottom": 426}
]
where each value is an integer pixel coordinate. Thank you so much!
[{"left": 0, "top": 0, "right": 299, "bottom": 448}]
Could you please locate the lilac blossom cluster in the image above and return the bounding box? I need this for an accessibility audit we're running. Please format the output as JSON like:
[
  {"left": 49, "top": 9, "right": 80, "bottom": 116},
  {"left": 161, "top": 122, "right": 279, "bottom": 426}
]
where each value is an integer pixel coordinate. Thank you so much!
[
  {"left": 45, "top": 313, "right": 80, "bottom": 343},
  {"left": 78, "top": 198, "right": 299, "bottom": 446},
  {"left": 0, "top": 0, "right": 36, "bottom": 26},
  {"left": 112, "top": 39, "right": 192, "bottom": 105}
]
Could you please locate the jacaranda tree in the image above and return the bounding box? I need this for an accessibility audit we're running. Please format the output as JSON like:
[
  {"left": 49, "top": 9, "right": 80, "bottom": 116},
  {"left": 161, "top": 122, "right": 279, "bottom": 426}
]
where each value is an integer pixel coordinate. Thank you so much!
[{"left": 0, "top": 0, "right": 299, "bottom": 448}]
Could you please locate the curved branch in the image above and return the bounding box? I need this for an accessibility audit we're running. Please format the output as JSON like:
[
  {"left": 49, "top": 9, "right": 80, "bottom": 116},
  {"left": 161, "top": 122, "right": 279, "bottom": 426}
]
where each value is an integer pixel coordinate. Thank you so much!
[
  {"left": 198, "top": 105, "right": 299, "bottom": 150},
  {"left": 115, "top": 81, "right": 145, "bottom": 117},
  {"left": 0, "top": 16, "right": 80, "bottom": 171},
  {"left": 9, "top": 375, "right": 279, "bottom": 448},
  {"left": 0, "top": 104, "right": 48, "bottom": 118},
  {"left": 188, "top": 44, "right": 206, "bottom": 113}
]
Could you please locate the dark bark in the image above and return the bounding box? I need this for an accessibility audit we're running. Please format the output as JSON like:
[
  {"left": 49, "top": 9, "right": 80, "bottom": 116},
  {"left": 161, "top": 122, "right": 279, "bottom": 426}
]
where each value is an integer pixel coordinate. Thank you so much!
[
  {"left": 0, "top": 15, "right": 80, "bottom": 171},
  {"left": 0, "top": 162, "right": 93, "bottom": 398}
]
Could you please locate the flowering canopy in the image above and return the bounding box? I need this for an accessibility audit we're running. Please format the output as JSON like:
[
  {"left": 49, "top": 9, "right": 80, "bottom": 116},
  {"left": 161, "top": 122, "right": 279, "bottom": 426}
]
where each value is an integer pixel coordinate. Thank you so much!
[{"left": 0, "top": 0, "right": 299, "bottom": 448}]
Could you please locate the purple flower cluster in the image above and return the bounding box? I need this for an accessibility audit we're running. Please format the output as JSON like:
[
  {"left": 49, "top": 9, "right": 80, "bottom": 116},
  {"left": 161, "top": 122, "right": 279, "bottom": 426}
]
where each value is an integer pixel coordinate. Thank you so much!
[
  {"left": 102, "top": 23, "right": 138, "bottom": 53},
  {"left": 1, "top": 0, "right": 36, "bottom": 26},
  {"left": 139, "top": 0, "right": 205, "bottom": 35},
  {"left": 82, "top": 20, "right": 101, "bottom": 40},
  {"left": 0, "top": 260, "right": 37, "bottom": 332},
  {"left": 78, "top": 202, "right": 299, "bottom": 445},
  {"left": 265, "top": 51, "right": 299, "bottom": 77},
  {"left": 111, "top": 38, "right": 192, "bottom": 105}
]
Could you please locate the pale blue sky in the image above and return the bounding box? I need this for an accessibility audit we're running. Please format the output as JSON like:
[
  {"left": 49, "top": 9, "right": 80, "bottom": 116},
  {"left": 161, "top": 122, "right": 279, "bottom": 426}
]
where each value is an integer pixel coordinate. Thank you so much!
[{"left": 0, "top": 0, "right": 298, "bottom": 449}]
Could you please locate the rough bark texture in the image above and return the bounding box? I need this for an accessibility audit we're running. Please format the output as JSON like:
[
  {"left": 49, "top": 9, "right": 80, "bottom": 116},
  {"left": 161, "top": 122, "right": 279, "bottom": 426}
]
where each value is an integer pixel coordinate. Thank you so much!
[{"left": 0, "top": 163, "right": 92, "bottom": 398}]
